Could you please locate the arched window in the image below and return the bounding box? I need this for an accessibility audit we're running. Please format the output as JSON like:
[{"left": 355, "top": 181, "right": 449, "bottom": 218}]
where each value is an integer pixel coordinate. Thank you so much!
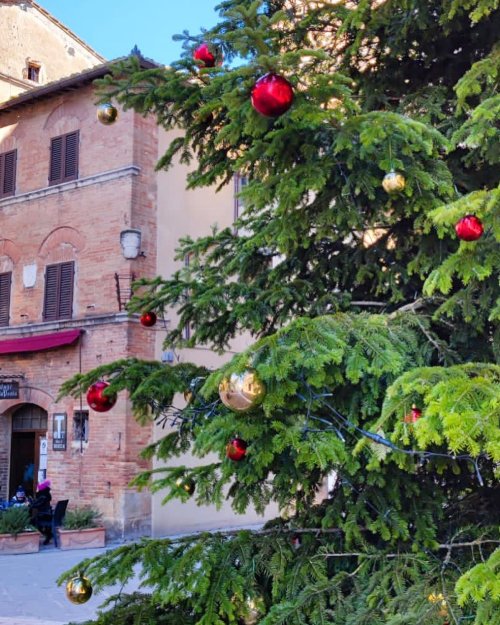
[{"left": 12, "top": 404, "right": 47, "bottom": 431}]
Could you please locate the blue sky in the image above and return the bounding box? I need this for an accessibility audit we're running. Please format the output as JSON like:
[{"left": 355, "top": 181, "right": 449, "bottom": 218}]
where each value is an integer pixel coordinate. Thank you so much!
[{"left": 40, "top": 1, "right": 221, "bottom": 64}]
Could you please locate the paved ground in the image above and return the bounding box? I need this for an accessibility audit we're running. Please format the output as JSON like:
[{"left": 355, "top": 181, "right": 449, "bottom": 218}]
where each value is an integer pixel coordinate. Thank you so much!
[{"left": 0, "top": 541, "right": 141, "bottom": 625}]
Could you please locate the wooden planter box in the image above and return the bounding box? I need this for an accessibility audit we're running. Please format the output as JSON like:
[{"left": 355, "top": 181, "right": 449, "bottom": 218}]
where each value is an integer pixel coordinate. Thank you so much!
[
  {"left": 57, "top": 526, "right": 106, "bottom": 550},
  {"left": 0, "top": 531, "right": 40, "bottom": 555}
]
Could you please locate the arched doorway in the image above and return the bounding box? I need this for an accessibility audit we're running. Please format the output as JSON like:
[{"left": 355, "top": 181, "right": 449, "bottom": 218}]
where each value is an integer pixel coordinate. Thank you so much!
[{"left": 9, "top": 404, "right": 48, "bottom": 499}]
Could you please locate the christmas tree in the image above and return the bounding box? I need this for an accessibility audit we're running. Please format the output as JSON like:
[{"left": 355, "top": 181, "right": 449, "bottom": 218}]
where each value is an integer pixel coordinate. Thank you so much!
[{"left": 59, "top": 1, "right": 499, "bottom": 624}]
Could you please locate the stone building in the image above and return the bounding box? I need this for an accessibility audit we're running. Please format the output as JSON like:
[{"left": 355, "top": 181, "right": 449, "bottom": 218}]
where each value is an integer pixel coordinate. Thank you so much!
[
  {"left": 0, "top": 0, "right": 104, "bottom": 102},
  {"left": 0, "top": 1, "right": 267, "bottom": 538}
]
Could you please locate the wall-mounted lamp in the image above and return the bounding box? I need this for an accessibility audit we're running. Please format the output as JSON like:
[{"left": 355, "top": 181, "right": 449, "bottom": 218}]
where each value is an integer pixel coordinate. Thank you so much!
[{"left": 120, "top": 229, "right": 145, "bottom": 259}]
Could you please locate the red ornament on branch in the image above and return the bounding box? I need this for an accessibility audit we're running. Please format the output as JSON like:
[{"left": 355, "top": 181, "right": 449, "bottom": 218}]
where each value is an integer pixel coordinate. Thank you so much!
[
  {"left": 226, "top": 437, "right": 248, "bottom": 461},
  {"left": 140, "top": 311, "right": 157, "bottom": 327},
  {"left": 86, "top": 381, "right": 117, "bottom": 413},
  {"left": 404, "top": 404, "right": 422, "bottom": 424},
  {"left": 251, "top": 73, "right": 294, "bottom": 117},
  {"left": 455, "top": 215, "right": 484, "bottom": 241},
  {"left": 193, "top": 43, "right": 217, "bottom": 68}
]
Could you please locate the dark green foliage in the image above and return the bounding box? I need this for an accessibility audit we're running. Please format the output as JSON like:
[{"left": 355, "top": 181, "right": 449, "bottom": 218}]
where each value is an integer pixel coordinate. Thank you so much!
[
  {"left": 60, "top": 1, "right": 500, "bottom": 624},
  {"left": 0, "top": 506, "right": 33, "bottom": 536},
  {"left": 63, "top": 507, "right": 102, "bottom": 530}
]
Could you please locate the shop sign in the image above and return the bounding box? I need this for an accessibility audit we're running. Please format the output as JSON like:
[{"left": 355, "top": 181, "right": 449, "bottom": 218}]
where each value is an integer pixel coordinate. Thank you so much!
[
  {"left": 52, "top": 413, "right": 67, "bottom": 451},
  {"left": 0, "top": 381, "right": 19, "bottom": 399}
]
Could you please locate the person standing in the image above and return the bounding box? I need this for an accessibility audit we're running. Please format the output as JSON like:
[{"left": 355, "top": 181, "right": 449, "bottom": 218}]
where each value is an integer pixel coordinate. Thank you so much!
[{"left": 29, "top": 479, "right": 53, "bottom": 545}]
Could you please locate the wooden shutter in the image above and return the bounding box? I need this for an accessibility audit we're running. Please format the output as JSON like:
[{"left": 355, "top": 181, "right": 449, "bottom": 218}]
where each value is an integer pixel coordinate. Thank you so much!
[
  {"left": 0, "top": 272, "right": 12, "bottom": 326},
  {"left": 58, "top": 261, "right": 74, "bottom": 318},
  {"left": 43, "top": 262, "right": 74, "bottom": 320},
  {"left": 49, "top": 136, "right": 63, "bottom": 184},
  {"left": 64, "top": 131, "right": 79, "bottom": 181},
  {"left": 0, "top": 150, "right": 17, "bottom": 198},
  {"left": 49, "top": 132, "right": 79, "bottom": 185}
]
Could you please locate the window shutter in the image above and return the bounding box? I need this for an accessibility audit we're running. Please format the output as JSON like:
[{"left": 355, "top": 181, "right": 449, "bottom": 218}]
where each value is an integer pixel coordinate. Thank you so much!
[
  {"left": 0, "top": 272, "right": 12, "bottom": 327},
  {"left": 49, "top": 132, "right": 79, "bottom": 185},
  {"left": 0, "top": 150, "right": 16, "bottom": 198},
  {"left": 49, "top": 136, "right": 63, "bottom": 184},
  {"left": 64, "top": 131, "right": 79, "bottom": 181},
  {"left": 43, "top": 261, "right": 74, "bottom": 321},
  {"left": 58, "top": 261, "right": 74, "bottom": 318},
  {"left": 43, "top": 264, "right": 59, "bottom": 320}
]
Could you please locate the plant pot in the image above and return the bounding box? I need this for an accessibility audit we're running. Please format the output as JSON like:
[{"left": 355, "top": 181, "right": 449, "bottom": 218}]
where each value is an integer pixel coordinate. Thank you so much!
[
  {"left": 0, "top": 531, "right": 40, "bottom": 554},
  {"left": 57, "top": 526, "right": 106, "bottom": 550}
]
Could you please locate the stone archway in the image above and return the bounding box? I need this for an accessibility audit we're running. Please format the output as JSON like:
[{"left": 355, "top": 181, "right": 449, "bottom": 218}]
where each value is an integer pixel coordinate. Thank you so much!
[{"left": 9, "top": 403, "right": 48, "bottom": 499}]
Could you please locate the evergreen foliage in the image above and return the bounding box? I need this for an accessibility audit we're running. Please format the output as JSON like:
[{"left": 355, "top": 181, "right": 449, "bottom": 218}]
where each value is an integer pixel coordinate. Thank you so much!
[{"left": 59, "top": 1, "right": 499, "bottom": 624}]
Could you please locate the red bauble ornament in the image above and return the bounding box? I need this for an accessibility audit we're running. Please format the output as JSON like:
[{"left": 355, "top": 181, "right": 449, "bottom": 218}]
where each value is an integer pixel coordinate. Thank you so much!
[
  {"left": 193, "top": 43, "right": 217, "bottom": 68},
  {"left": 455, "top": 215, "right": 484, "bottom": 241},
  {"left": 404, "top": 404, "right": 422, "bottom": 424},
  {"left": 251, "top": 73, "right": 294, "bottom": 118},
  {"left": 226, "top": 437, "right": 248, "bottom": 461},
  {"left": 86, "top": 381, "right": 117, "bottom": 413},
  {"left": 140, "top": 311, "right": 157, "bottom": 327}
]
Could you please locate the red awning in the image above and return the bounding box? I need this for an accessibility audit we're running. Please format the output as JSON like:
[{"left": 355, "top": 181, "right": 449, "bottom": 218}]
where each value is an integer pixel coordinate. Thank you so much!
[{"left": 0, "top": 329, "right": 82, "bottom": 355}]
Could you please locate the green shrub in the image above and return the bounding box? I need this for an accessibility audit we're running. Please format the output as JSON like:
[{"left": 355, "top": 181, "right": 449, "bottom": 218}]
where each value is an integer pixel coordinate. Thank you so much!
[
  {"left": 63, "top": 507, "right": 102, "bottom": 530},
  {"left": 0, "top": 507, "right": 33, "bottom": 536}
]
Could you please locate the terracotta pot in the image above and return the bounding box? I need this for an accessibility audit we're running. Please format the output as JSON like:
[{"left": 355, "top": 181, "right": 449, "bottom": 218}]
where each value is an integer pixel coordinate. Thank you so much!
[
  {"left": 57, "top": 526, "right": 105, "bottom": 550},
  {"left": 0, "top": 531, "right": 40, "bottom": 555}
]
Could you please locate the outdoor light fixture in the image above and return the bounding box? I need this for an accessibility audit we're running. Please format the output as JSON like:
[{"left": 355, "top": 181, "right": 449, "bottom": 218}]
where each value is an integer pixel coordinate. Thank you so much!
[{"left": 120, "top": 229, "right": 144, "bottom": 259}]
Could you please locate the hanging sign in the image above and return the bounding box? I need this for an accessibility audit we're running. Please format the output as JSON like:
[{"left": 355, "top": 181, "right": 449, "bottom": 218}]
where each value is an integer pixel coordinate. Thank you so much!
[
  {"left": 0, "top": 381, "right": 19, "bottom": 399},
  {"left": 52, "top": 413, "right": 67, "bottom": 451}
]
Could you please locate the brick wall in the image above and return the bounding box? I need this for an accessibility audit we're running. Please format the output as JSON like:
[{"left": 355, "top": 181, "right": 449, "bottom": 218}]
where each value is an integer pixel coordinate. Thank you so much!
[{"left": 0, "top": 81, "right": 159, "bottom": 537}]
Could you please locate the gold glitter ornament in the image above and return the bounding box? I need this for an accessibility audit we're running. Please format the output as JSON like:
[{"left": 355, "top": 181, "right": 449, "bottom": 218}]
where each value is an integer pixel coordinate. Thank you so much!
[
  {"left": 382, "top": 170, "right": 406, "bottom": 193},
  {"left": 97, "top": 103, "right": 118, "bottom": 125},
  {"left": 175, "top": 476, "right": 196, "bottom": 496},
  {"left": 66, "top": 575, "right": 93, "bottom": 604},
  {"left": 219, "top": 369, "right": 266, "bottom": 413}
]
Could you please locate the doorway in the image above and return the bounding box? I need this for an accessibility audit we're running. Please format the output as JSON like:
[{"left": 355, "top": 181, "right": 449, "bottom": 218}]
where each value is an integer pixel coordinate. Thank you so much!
[{"left": 9, "top": 404, "right": 48, "bottom": 499}]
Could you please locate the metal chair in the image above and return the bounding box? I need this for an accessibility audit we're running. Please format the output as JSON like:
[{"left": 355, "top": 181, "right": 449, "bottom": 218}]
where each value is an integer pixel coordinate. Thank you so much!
[{"left": 36, "top": 499, "right": 68, "bottom": 547}]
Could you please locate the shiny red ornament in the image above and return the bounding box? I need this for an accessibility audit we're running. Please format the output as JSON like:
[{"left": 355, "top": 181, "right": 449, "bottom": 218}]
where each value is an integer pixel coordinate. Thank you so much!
[
  {"left": 455, "top": 215, "right": 484, "bottom": 241},
  {"left": 251, "top": 73, "right": 294, "bottom": 117},
  {"left": 86, "top": 381, "right": 117, "bottom": 413},
  {"left": 404, "top": 404, "right": 422, "bottom": 424},
  {"left": 193, "top": 43, "right": 217, "bottom": 68},
  {"left": 140, "top": 311, "right": 157, "bottom": 327},
  {"left": 226, "top": 437, "right": 248, "bottom": 461}
]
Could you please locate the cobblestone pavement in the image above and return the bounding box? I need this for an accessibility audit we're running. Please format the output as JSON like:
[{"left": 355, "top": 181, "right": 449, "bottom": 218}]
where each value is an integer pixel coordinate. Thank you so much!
[{"left": 0, "top": 542, "right": 140, "bottom": 625}]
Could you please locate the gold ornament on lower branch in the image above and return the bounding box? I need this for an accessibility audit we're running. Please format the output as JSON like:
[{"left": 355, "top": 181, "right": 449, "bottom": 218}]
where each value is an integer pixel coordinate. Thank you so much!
[
  {"left": 66, "top": 574, "right": 93, "bottom": 604},
  {"left": 219, "top": 369, "right": 266, "bottom": 413}
]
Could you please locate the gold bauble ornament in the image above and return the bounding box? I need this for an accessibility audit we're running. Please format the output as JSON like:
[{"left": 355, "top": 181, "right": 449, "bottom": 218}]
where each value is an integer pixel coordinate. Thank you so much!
[
  {"left": 66, "top": 575, "right": 93, "bottom": 604},
  {"left": 183, "top": 390, "right": 194, "bottom": 405},
  {"left": 219, "top": 369, "right": 266, "bottom": 413},
  {"left": 97, "top": 103, "right": 118, "bottom": 125},
  {"left": 175, "top": 476, "right": 196, "bottom": 496},
  {"left": 236, "top": 595, "right": 265, "bottom": 625},
  {"left": 382, "top": 170, "right": 406, "bottom": 194}
]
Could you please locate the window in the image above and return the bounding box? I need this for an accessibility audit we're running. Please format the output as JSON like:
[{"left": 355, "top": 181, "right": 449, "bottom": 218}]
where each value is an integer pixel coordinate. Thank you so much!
[
  {"left": 27, "top": 63, "right": 40, "bottom": 82},
  {"left": 0, "top": 271, "right": 11, "bottom": 327},
  {"left": 0, "top": 149, "right": 17, "bottom": 198},
  {"left": 43, "top": 261, "right": 74, "bottom": 321},
  {"left": 233, "top": 173, "right": 248, "bottom": 223},
  {"left": 49, "top": 131, "right": 79, "bottom": 185},
  {"left": 73, "top": 410, "right": 89, "bottom": 443}
]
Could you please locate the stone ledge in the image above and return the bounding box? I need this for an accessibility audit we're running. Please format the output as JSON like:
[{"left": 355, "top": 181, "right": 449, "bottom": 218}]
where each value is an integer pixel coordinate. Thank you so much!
[
  {"left": 0, "top": 312, "right": 139, "bottom": 337},
  {"left": 0, "top": 165, "right": 141, "bottom": 208}
]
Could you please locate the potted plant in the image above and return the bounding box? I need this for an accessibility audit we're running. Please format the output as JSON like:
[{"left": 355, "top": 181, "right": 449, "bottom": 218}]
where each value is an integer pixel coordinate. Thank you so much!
[
  {"left": 57, "top": 506, "right": 106, "bottom": 550},
  {"left": 0, "top": 507, "right": 39, "bottom": 554}
]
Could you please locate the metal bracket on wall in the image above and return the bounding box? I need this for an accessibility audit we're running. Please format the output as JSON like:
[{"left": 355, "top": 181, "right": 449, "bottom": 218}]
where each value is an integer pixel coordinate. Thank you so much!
[{"left": 114, "top": 272, "right": 136, "bottom": 311}]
